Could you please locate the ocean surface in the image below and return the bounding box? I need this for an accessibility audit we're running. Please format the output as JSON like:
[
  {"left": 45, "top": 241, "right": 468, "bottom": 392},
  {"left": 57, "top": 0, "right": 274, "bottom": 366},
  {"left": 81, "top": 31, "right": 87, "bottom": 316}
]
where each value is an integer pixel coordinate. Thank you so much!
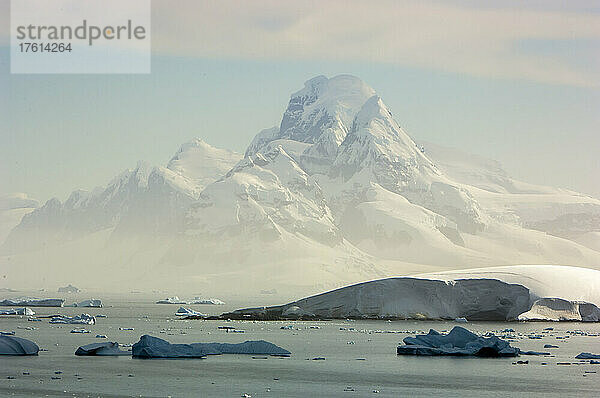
[{"left": 1, "top": 294, "right": 599, "bottom": 397}]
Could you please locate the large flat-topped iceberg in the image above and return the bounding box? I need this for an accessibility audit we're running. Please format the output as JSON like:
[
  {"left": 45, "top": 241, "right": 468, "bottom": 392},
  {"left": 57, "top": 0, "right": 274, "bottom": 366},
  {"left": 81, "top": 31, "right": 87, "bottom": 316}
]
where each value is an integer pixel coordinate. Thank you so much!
[
  {"left": 397, "top": 326, "right": 519, "bottom": 357},
  {"left": 225, "top": 277, "right": 531, "bottom": 321},
  {"left": 132, "top": 335, "right": 290, "bottom": 358},
  {"left": 0, "top": 307, "right": 34, "bottom": 316},
  {"left": 0, "top": 297, "right": 65, "bottom": 307},
  {"left": 0, "top": 336, "right": 39, "bottom": 356},
  {"left": 518, "top": 298, "right": 600, "bottom": 322}
]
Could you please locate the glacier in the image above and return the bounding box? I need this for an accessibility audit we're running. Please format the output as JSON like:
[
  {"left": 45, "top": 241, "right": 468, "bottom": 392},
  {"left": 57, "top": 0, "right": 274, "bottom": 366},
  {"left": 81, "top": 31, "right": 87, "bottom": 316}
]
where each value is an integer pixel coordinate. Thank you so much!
[
  {"left": 223, "top": 265, "right": 600, "bottom": 321},
  {"left": 517, "top": 298, "right": 600, "bottom": 322}
]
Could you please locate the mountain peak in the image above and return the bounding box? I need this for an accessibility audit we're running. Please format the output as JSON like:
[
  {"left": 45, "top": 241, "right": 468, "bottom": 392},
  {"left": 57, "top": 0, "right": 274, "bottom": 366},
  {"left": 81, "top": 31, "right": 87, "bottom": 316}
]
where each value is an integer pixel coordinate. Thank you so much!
[{"left": 167, "top": 138, "right": 242, "bottom": 189}]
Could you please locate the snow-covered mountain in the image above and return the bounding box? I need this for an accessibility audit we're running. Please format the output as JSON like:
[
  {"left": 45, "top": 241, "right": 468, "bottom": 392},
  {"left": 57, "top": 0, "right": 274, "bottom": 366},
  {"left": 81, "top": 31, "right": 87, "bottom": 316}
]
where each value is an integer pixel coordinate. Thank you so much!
[
  {"left": 2, "top": 74, "right": 599, "bottom": 296},
  {"left": 0, "top": 193, "right": 38, "bottom": 245}
]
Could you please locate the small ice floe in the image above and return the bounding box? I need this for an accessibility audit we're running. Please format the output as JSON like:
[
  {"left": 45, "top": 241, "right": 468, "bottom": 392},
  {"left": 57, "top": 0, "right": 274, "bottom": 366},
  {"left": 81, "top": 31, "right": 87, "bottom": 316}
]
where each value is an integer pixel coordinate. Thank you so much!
[
  {"left": 396, "top": 326, "right": 520, "bottom": 357},
  {"left": 280, "top": 325, "right": 294, "bottom": 330},
  {"left": 175, "top": 307, "right": 207, "bottom": 317},
  {"left": 1, "top": 331, "right": 16, "bottom": 336},
  {"left": 0, "top": 307, "right": 35, "bottom": 316},
  {"left": 312, "top": 357, "right": 326, "bottom": 360},
  {"left": 67, "top": 299, "right": 102, "bottom": 308},
  {"left": 454, "top": 317, "right": 468, "bottom": 323},
  {"left": 343, "top": 386, "right": 355, "bottom": 392},
  {"left": 70, "top": 329, "right": 90, "bottom": 334},
  {"left": 0, "top": 335, "right": 39, "bottom": 355},
  {"left": 119, "top": 327, "right": 134, "bottom": 331},
  {"left": 575, "top": 352, "right": 600, "bottom": 359},
  {"left": 95, "top": 334, "right": 107, "bottom": 339},
  {"left": 50, "top": 314, "right": 95, "bottom": 325},
  {"left": 131, "top": 335, "right": 290, "bottom": 358},
  {"left": 544, "top": 344, "right": 559, "bottom": 349},
  {"left": 75, "top": 342, "right": 129, "bottom": 356},
  {"left": 96, "top": 314, "right": 107, "bottom": 318},
  {"left": 0, "top": 297, "right": 64, "bottom": 307},
  {"left": 520, "top": 351, "right": 550, "bottom": 356},
  {"left": 189, "top": 297, "right": 225, "bottom": 305},
  {"left": 156, "top": 296, "right": 187, "bottom": 304}
]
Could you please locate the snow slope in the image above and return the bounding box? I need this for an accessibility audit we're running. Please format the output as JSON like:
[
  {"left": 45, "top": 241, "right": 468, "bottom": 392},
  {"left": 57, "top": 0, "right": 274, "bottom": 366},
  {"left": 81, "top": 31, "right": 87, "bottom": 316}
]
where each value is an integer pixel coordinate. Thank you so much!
[
  {"left": 0, "top": 193, "right": 38, "bottom": 245},
  {"left": 2, "top": 74, "right": 599, "bottom": 296}
]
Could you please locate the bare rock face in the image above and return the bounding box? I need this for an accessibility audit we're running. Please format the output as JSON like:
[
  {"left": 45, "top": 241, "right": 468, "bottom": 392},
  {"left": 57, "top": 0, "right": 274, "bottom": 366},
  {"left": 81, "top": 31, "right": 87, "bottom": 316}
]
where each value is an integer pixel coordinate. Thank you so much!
[
  {"left": 518, "top": 298, "right": 600, "bottom": 322},
  {"left": 226, "top": 277, "right": 531, "bottom": 321}
]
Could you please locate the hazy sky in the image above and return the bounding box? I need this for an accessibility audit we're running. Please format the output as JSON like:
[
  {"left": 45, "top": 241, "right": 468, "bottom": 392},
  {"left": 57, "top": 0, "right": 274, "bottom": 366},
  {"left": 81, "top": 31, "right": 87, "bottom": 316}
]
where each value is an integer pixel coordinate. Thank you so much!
[{"left": 1, "top": 0, "right": 599, "bottom": 202}]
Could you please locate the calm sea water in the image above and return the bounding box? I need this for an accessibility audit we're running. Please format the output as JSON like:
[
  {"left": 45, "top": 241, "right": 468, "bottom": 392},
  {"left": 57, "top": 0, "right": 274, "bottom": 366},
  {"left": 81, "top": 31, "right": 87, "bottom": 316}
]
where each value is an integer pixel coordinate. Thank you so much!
[{"left": 1, "top": 294, "right": 599, "bottom": 397}]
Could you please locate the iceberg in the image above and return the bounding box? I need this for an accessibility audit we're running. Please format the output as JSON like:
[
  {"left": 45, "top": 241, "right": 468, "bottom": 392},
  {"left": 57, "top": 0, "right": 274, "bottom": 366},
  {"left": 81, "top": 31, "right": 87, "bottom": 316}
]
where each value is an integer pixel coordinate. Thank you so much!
[
  {"left": 49, "top": 313, "right": 96, "bottom": 325},
  {"left": 0, "top": 307, "right": 35, "bottom": 316},
  {"left": 69, "top": 299, "right": 102, "bottom": 308},
  {"left": 576, "top": 352, "right": 600, "bottom": 359},
  {"left": 75, "top": 342, "right": 129, "bottom": 356},
  {"left": 58, "top": 284, "right": 80, "bottom": 293},
  {"left": 396, "top": 326, "right": 520, "bottom": 357},
  {"left": 224, "top": 277, "right": 531, "bottom": 321},
  {"left": 0, "top": 336, "right": 39, "bottom": 356},
  {"left": 189, "top": 298, "right": 225, "bottom": 305},
  {"left": 175, "top": 307, "right": 207, "bottom": 317},
  {"left": 0, "top": 297, "right": 64, "bottom": 307},
  {"left": 132, "top": 335, "right": 290, "bottom": 358},
  {"left": 517, "top": 298, "right": 600, "bottom": 322},
  {"left": 156, "top": 296, "right": 187, "bottom": 304}
]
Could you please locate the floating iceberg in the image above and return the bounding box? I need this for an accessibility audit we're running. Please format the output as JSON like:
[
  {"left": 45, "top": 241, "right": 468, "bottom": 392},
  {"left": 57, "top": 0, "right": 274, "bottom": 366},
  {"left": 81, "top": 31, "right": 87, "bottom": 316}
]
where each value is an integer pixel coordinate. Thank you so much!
[
  {"left": 0, "top": 297, "right": 64, "bottom": 307},
  {"left": 75, "top": 342, "right": 129, "bottom": 356},
  {"left": 225, "top": 278, "right": 530, "bottom": 321},
  {"left": 0, "top": 336, "right": 39, "bottom": 356},
  {"left": 0, "top": 307, "right": 35, "bottom": 316},
  {"left": 49, "top": 313, "right": 96, "bottom": 325},
  {"left": 132, "top": 335, "right": 290, "bottom": 358},
  {"left": 71, "top": 328, "right": 90, "bottom": 333},
  {"left": 156, "top": 296, "right": 187, "bottom": 304},
  {"left": 175, "top": 307, "right": 207, "bottom": 317},
  {"left": 189, "top": 298, "right": 225, "bottom": 305},
  {"left": 517, "top": 298, "right": 600, "bottom": 322},
  {"left": 69, "top": 299, "right": 102, "bottom": 308},
  {"left": 396, "top": 326, "right": 520, "bottom": 357},
  {"left": 576, "top": 352, "right": 600, "bottom": 359},
  {"left": 58, "top": 284, "right": 80, "bottom": 293}
]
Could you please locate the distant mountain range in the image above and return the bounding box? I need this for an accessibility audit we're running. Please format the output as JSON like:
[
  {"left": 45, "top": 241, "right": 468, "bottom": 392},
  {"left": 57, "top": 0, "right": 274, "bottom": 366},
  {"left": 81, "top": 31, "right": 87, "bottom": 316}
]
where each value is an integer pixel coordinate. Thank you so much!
[{"left": 2, "top": 75, "right": 599, "bottom": 296}]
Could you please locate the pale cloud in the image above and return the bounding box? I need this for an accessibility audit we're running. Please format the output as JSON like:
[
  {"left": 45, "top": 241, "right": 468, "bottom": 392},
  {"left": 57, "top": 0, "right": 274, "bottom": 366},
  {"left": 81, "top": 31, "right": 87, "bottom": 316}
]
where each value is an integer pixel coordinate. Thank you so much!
[
  {"left": 2, "top": 0, "right": 598, "bottom": 86},
  {"left": 151, "top": 0, "right": 600, "bottom": 86}
]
